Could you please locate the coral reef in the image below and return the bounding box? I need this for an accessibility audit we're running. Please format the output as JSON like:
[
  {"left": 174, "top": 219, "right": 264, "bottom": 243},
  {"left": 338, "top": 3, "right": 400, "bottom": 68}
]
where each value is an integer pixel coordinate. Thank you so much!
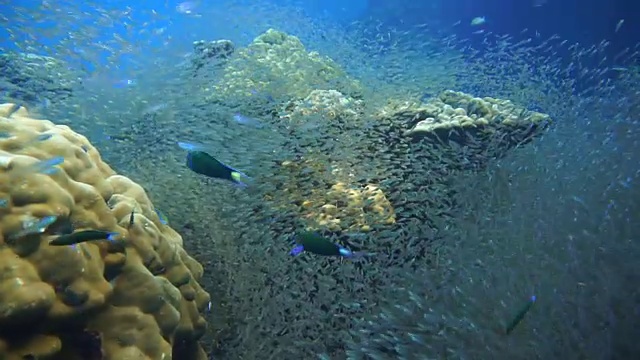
[
  {"left": 379, "top": 90, "right": 551, "bottom": 145},
  {"left": 202, "top": 29, "right": 363, "bottom": 109},
  {"left": 281, "top": 89, "right": 364, "bottom": 124},
  {"left": 0, "top": 53, "right": 79, "bottom": 107},
  {"left": 0, "top": 104, "right": 210, "bottom": 359},
  {"left": 275, "top": 159, "right": 395, "bottom": 232},
  {"left": 262, "top": 89, "right": 395, "bottom": 232},
  {"left": 190, "top": 40, "right": 235, "bottom": 76},
  {"left": 78, "top": 28, "right": 563, "bottom": 360}
]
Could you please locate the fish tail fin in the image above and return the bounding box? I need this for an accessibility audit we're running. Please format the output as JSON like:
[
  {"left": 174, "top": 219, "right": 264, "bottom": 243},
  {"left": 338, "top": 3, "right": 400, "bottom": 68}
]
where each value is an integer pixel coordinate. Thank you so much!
[
  {"left": 230, "top": 171, "right": 252, "bottom": 188},
  {"left": 289, "top": 245, "right": 304, "bottom": 256},
  {"left": 177, "top": 141, "right": 206, "bottom": 151},
  {"left": 345, "top": 251, "right": 372, "bottom": 259}
]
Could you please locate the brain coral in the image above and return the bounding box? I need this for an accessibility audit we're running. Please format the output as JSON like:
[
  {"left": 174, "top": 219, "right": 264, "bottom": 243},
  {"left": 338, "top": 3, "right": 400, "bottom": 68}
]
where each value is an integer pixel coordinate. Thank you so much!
[{"left": 0, "top": 104, "right": 210, "bottom": 359}]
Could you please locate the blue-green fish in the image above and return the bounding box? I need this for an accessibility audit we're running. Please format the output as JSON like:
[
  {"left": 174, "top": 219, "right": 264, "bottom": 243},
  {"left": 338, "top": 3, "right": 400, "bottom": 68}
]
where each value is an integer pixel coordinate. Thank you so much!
[
  {"left": 49, "top": 230, "right": 119, "bottom": 246},
  {"left": 178, "top": 141, "right": 251, "bottom": 187},
  {"left": 155, "top": 208, "right": 169, "bottom": 225},
  {"left": 290, "top": 231, "right": 366, "bottom": 258},
  {"left": 232, "top": 113, "right": 264, "bottom": 128}
]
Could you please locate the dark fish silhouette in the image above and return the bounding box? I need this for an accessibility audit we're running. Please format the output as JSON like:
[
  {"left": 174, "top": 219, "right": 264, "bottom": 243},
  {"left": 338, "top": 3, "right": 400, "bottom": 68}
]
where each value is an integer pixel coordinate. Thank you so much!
[
  {"left": 290, "top": 231, "right": 366, "bottom": 258},
  {"left": 178, "top": 142, "right": 251, "bottom": 187},
  {"left": 505, "top": 295, "right": 536, "bottom": 334},
  {"left": 49, "top": 230, "right": 118, "bottom": 246}
]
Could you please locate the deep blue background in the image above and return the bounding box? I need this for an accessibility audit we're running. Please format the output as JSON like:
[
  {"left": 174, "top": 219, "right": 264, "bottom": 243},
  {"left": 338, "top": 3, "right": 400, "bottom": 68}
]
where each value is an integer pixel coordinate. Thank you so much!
[
  {"left": 366, "top": 0, "right": 638, "bottom": 60},
  {"left": 1, "top": 0, "right": 637, "bottom": 67}
]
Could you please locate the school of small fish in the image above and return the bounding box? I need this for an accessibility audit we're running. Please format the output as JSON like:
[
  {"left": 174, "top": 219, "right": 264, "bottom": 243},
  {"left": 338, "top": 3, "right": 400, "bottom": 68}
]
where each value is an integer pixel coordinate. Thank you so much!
[{"left": 0, "top": 1, "right": 638, "bottom": 359}]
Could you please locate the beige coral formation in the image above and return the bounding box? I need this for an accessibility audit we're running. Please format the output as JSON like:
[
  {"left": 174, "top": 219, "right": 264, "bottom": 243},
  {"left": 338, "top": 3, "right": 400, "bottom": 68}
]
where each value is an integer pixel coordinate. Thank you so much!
[
  {"left": 303, "top": 182, "right": 396, "bottom": 232},
  {"left": 0, "top": 104, "right": 210, "bottom": 359},
  {"left": 377, "top": 90, "right": 551, "bottom": 143},
  {"left": 204, "top": 29, "right": 363, "bottom": 104},
  {"left": 280, "top": 89, "right": 363, "bottom": 123},
  {"left": 267, "top": 89, "right": 394, "bottom": 232},
  {"left": 271, "top": 159, "right": 395, "bottom": 233}
]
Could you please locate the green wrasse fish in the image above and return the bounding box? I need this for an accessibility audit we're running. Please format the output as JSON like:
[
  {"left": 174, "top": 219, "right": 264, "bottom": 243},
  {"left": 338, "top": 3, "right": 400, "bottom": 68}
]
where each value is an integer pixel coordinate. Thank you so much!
[
  {"left": 290, "top": 231, "right": 366, "bottom": 258},
  {"left": 49, "top": 230, "right": 119, "bottom": 246},
  {"left": 178, "top": 141, "right": 251, "bottom": 187}
]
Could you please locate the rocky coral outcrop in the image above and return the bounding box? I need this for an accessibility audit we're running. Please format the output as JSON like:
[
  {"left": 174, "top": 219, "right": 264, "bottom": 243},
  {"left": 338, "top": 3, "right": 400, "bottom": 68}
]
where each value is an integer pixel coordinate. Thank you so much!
[
  {"left": 201, "top": 29, "right": 363, "bottom": 111},
  {"left": 0, "top": 104, "right": 210, "bottom": 359},
  {"left": 384, "top": 90, "right": 551, "bottom": 145},
  {"left": 0, "top": 53, "right": 79, "bottom": 107},
  {"left": 375, "top": 90, "right": 552, "bottom": 168},
  {"left": 264, "top": 89, "right": 394, "bottom": 232},
  {"left": 281, "top": 89, "right": 364, "bottom": 124},
  {"left": 190, "top": 39, "right": 235, "bottom": 76},
  {"left": 272, "top": 158, "right": 395, "bottom": 232}
]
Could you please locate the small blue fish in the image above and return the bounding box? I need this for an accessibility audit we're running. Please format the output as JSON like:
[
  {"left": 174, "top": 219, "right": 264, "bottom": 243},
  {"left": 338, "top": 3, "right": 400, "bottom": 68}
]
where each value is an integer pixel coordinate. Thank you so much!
[
  {"left": 143, "top": 103, "right": 168, "bottom": 115},
  {"left": 177, "top": 141, "right": 206, "bottom": 152},
  {"left": 232, "top": 113, "right": 264, "bottom": 129},
  {"left": 38, "top": 96, "right": 51, "bottom": 109},
  {"left": 28, "top": 156, "right": 64, "bottom": 175},
  {"left": 290, "top": 231, "right": 367, "bottom": 258},
  {"left": 155, "top": 208, "right": 169, "bottom": 225},
  {"left": 505, "top": 295, "right": 536, "bottom": 334},
  {"left": 9, "top": 215, "right": 58, "bottom": 240},
  {"left": 176, "top": 1, "right": 198, "bottom": 14},
  {"left": 36, "top": 133, "right": 53, "bottom": 142},
  {"left": 249, "top": 89, "right": 275, "bottom": 103},
  {"left": 420, "top": 92, "right": 434, "bottom": 102},
  {"left": 112, "top": 79, "right": 137, "bottom": 88}
]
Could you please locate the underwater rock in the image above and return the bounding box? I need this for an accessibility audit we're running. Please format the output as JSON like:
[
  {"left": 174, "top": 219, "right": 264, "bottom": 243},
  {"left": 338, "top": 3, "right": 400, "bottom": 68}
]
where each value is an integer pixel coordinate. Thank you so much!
[
  {"left": 377, "top": 90, "right": 552, "bottom": 168},
  {"left": 261, "top": 89, "right": 398, "bottom": 233},
  {"left": 201, "top": 29, "right": 363, "bottom": 113},
  {"left": 280, "top": 89, "right": 364, "bottom": 124},
  {"left": 0, "top": 53, "right": 79, "bottom": 107},
  {"left": 190, "top": 39, "right": 235, "bottom": 76},
  {"left": 271, "top": 158, "right": 396, "bottom": 232},
  {"left": 402, "top": 90, "right": 552, "bottom": 142}
]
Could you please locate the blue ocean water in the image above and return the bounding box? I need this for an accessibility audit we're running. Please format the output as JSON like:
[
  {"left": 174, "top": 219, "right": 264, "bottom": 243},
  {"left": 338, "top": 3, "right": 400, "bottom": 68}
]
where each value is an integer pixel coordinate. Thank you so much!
[{"left": 0, "top": 0, "right": 638, "bottom": 359}]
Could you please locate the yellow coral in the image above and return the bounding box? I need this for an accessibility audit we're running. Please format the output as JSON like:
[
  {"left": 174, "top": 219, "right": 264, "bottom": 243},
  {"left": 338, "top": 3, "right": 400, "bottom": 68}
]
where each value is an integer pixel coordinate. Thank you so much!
[
  {"left": 268, "top": 155, "right": 396, "bottom": 232},
  {"left": 0, "top": 104, "right": 210, "bottom": 360}
]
